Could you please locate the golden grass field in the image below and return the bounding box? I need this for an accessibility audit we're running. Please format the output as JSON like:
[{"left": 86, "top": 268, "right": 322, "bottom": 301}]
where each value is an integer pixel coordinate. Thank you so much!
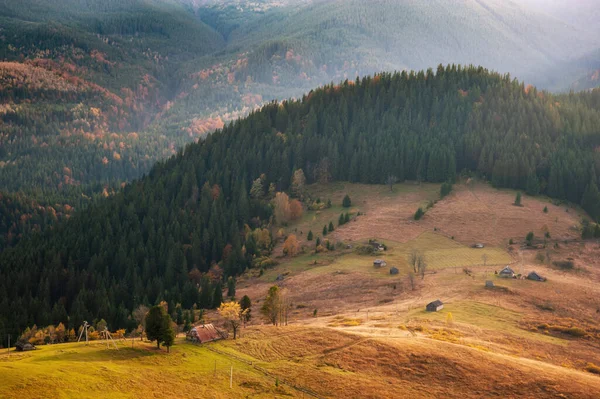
[{"left": 3, "top": 182, "right": 600, "bottom": 398}]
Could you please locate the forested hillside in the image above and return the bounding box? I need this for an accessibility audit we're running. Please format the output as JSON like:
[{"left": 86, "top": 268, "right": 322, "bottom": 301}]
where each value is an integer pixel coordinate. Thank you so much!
[
  {"left": 1, "top": 0, "right": 598, "bottom": 198},
  {"left": 1, "top": 66, "right": 600, "bottom": 344}
]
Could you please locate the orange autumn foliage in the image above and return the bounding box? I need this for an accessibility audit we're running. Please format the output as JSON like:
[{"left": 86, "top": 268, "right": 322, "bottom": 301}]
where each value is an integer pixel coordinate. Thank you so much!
[
  {"left": 289, "top": 199, "right": 303, "bottom": 220},
  {"left": 283, "top": 234, "right": 300, "bottom": 257}
]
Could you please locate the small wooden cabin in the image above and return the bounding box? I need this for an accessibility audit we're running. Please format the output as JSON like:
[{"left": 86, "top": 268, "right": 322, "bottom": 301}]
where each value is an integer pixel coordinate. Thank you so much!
[
  {"left": 373, "top": 259, "right": 387, "bottom": 268},
  {"left": 426, "top": 300, "right": 444, "bottom": 312},
  {"left": 527, "top": 271, "right": 547, "bottom": 282},
  {"left": 498, "top": 266, "right": 515, "bottom": 278},
  {"left": 15, "top": 341, "right": 36, "bottom": 351}
]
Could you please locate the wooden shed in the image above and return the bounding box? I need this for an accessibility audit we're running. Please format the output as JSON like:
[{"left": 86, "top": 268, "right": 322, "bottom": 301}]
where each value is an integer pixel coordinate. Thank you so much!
[
  {"left": 527, "top": 271, "right": 547, "bottom": 282},
  {"left": 373, "top": 259, "right": 387, "bottom": 268},
  {"left": 498, "top": 266, "right": 515, "bottom": 278},
  {"left": 15, "top": 341, "right": 36, "bottom": 351},
  {"left": 426, "top": 300, "right": 444, "bottom": 312}
]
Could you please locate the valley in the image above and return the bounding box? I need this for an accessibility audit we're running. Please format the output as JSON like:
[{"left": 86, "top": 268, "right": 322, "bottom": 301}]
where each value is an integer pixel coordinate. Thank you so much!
[
  {"left": 1, "top": 2, "right": 600, "bottom": 397},
  {"left": 2, "top": 181, "right": 600, "bottom": 398}
]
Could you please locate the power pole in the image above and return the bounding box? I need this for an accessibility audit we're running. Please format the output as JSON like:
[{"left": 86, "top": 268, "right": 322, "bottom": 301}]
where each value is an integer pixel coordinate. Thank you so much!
[
  {"left": 230, "top": 365, "right": 233, "bottom": 389},
  {"left": 7, "top": 334, "right": 10, "bottom": 358}
]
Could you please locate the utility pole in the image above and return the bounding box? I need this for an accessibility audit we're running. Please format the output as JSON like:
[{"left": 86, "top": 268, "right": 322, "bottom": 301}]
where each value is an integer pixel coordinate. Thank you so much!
[
  {"left": 230, "top": 365, "right": 233, "bottom": 389},
  {"left": 7, "top": 334, "right": 10, "bottom": 358}
]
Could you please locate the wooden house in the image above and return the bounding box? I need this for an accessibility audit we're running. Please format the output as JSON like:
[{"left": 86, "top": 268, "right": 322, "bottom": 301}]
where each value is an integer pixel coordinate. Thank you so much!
[
  {"left": 498, "top": 266, "right": 515, "bottom": 278},
  {"left": 186, "top": 324, "right": 225, "bottom": 343},
  {"left": 426, "top": 300, "right": 444, "bottom": 312}
]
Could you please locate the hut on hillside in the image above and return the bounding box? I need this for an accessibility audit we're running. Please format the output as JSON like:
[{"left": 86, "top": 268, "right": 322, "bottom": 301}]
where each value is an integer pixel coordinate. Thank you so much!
[
  {"left": 373, "top": 259, "right": 387, "bottom": 268},
  {"left": 186, "top": 324, "right": 226, "bottom": 343},
  {"left": 527, "top": 271, "right": 547, "bottom": 282},
  {"left": 15, "top": 341, "right": 36, "bottom": 351},
  {"left": 498, "top": 266, "right": 515, "bottom": 278},
  {"left": 390, "top": 267, "right": 399, "bottom": 275},
  {"left": 426, "top": 300, "right": 444, "bottom": 312}
]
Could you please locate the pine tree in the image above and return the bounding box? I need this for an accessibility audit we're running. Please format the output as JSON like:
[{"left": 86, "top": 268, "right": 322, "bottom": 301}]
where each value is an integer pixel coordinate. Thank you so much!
[
  {"left": 227, "top": 276, "right": 236, "bottom": 298},
  {"left": 145, "top": 305, "right": 167, "bottom": 349},
  {"left": 414, "top": 208, "right": 424, "bottom": 220},
  {"left": 322, "top": 225, "right": 328, "bottom": 236},
  {"left": 307, "top": 230, "right": 313, "bottom": 241},
  {"left": 342, "top": 194, "right": 351, "bottom": 208},
  {"left": 514, "top": 192, "right": 522, "bottom": 206},
  {"left": 212, "top": 282, "right": 224, "bottom": 308},
  {"left": 328, "top": 222, "right": 334, "bottom": 232}
]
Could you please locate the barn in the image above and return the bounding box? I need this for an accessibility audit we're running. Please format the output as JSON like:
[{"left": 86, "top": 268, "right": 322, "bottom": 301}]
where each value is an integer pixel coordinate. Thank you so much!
[
  {"left": 186, "top": 324, "right": 226, "bottom": 343},
  {"left": 426, "top": 300, "right": 444, "bottom": 312}
]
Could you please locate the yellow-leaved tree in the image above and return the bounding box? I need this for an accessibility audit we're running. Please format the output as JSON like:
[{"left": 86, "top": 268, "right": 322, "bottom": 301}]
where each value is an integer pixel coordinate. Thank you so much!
[{"left": 218, "top": 301, "right": 247, "bottom": 339}]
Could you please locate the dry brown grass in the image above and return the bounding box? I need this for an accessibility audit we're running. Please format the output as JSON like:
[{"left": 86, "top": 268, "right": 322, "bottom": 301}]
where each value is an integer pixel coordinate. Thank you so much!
[
  {"left": 330, "top": 182, "right": 583, "bottom": 247},
  {"left": 217, "top": 326, "right": 600, "bottom": 398}
]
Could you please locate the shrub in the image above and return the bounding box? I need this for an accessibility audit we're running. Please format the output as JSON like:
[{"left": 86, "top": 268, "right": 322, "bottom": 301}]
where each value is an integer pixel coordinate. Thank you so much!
[
  {"left": 553, "top": 260, "right": 574, "bottom": 270},
  {"left": 543, "top": 206, "right": 548, "bottom": 213},
  {"left": 342, "top": 194, "right": 351, "bottom": 208},
  {"left": 414, "top": 208, "right": 424, "bottom": 220},
  {"left": 440, "top": 182, "right": 453, "bottom": 198},
  {"left": 355, "top": 245, "right": 375, "bottom": 255},
  {"left": 526, "top": 231, "right": 534, "bottom": 246},
  {"left": 586, "top": 363, "right": 600, "bottom": 375},
  {"left": 514, "top": 192, "right": 522, "bottom": 206}
]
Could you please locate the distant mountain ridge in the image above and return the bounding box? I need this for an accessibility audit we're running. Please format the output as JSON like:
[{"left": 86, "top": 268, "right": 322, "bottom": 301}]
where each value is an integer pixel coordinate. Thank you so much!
[{"left": 0, "top": 0, "right": 598, "bottom": 221}]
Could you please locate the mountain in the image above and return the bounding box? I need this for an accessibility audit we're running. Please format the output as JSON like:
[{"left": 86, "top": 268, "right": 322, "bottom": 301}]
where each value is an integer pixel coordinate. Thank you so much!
[
  {"left": 2, "top": 0, "right": 599, "bottom": 196},
  {"left": 521, "top": 0, "right": 600, "bottom": 35},
  {"left": 0, "top": 0, "right": 225, "bottom": 193},
  {"left": 1, "top": 66, "right": 600, "bottom": 344}
]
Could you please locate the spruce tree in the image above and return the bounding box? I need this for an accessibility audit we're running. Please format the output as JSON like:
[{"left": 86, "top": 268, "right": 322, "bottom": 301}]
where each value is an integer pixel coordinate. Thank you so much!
[
  {"left": 328, "top": 222, "right": 334, "bottom": 232},
  {"left": 323, "top": 225, "right": 328, "bottom": 236},
  {"left": 227, "top": 277, "right": 236, "bottom": 298},
  {"left": 342, "top": 194, "right": 351, "bottom": 208},
  {"left": 307, "top": 230, "right": 313, "bottom": 241},
  {"left": 514, "top": 192, "right": 522, "bottom": 206},
  {"left": 414, "top": 208, "right": 424, "bottom": 220},
  {"left": 212, "top": 282, "right": 224, "bottom": 308}
]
